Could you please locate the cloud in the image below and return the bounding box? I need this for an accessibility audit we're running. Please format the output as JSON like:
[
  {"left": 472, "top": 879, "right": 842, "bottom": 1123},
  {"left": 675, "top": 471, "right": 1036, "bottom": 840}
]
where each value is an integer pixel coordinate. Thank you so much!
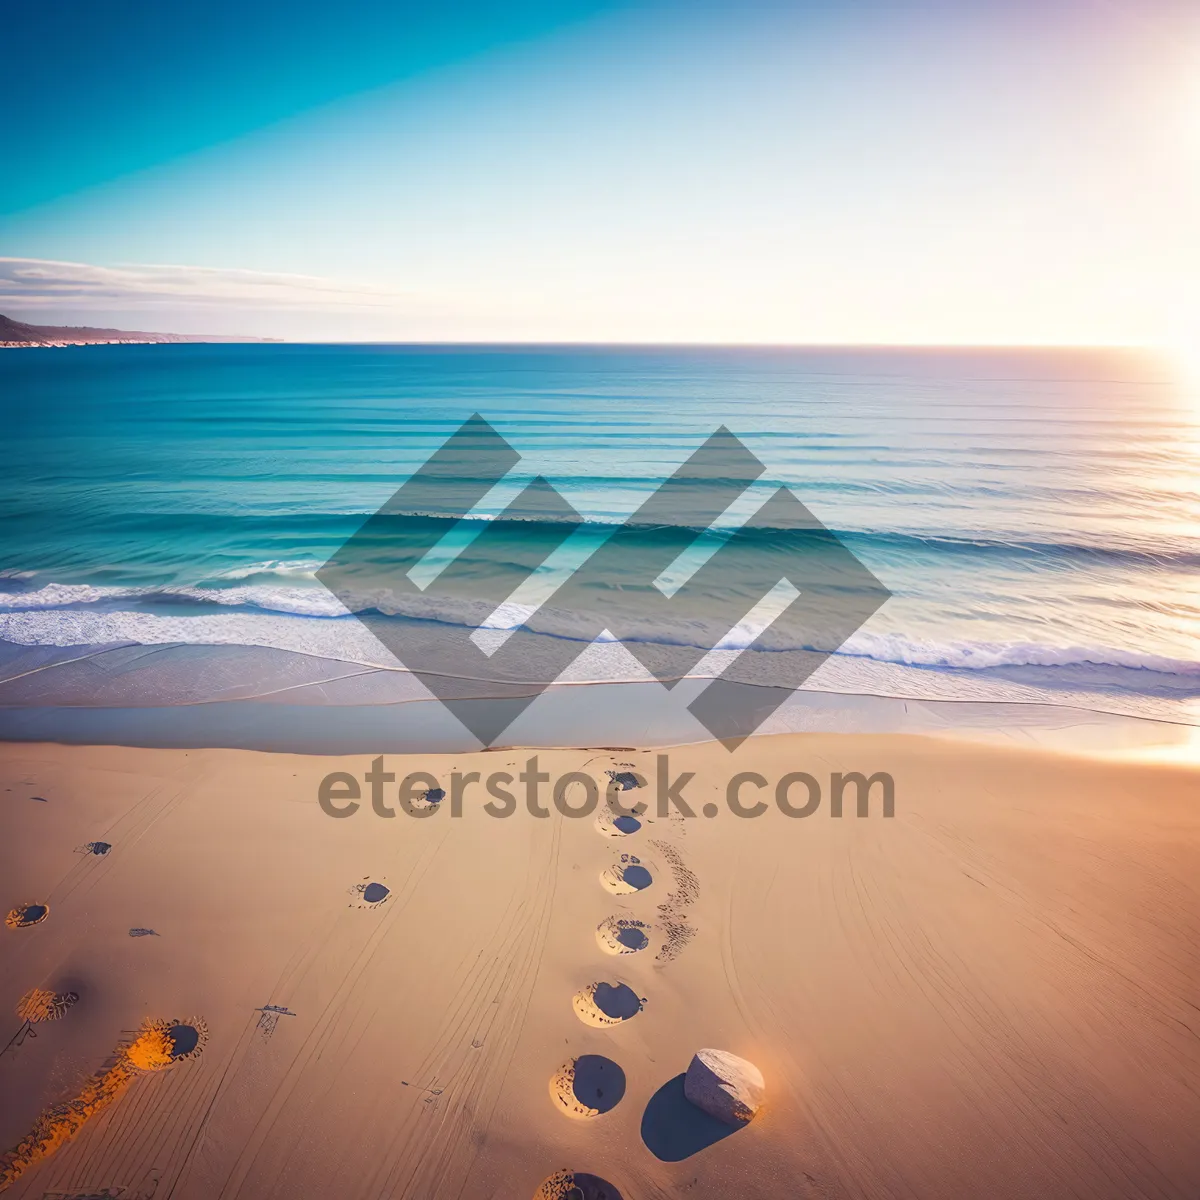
[{"left": 0, "top": 257, "right": 401, "bottom": 311}]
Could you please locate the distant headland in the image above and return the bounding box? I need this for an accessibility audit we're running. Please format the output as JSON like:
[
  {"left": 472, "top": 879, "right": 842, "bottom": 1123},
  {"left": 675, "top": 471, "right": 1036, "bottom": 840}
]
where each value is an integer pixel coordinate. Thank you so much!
[{"left": 0, "top": 312, "right": 280, "bottom": 347}]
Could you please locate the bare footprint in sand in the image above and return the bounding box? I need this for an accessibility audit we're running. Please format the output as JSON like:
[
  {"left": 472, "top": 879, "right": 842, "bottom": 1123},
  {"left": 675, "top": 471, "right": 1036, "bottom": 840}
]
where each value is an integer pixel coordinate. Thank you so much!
[
  {"left": 5, "top": 903, "right": 49, "bottom": 929},
  {"left": 572, "top": 982, "right": 645, "bottom": 1027},
  {"left": 550, "top": 1055, "right": 627, "bottom": 1118},
  {"left": 595, "top": 811, "right": 642, "bottom": 838},
  {"left": 595, "top": 916, "right": 651, "bottom": 955},
  {"left": 126, "top": 1018, "right": 208, "bottom": 1071},
  {"left": 350, "top": 881, "right": 391, "bottom": 907},
  {"left": 534, "top": 1169, "right": 626, "bottom": 1199},
  {"left": 600, "top": 856, "right": 653, "bottom": 895}
]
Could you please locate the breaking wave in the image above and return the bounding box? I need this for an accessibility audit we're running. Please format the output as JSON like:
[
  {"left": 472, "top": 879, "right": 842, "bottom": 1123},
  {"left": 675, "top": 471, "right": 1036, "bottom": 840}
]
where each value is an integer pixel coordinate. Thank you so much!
[{"left": 0, "top": 578, "right": 1195, "bottom": 697}]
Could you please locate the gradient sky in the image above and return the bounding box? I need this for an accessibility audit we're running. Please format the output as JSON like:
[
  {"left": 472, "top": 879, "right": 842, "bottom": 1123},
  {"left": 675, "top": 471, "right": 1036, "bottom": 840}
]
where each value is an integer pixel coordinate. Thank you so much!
[{"left": 2, "top": 0, "right": 1198, "bottom": 343}]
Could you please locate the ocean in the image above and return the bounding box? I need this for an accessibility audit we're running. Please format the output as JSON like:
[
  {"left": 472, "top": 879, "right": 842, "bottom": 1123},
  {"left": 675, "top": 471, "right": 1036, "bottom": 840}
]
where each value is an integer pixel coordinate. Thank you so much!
[{"left": 1, "top": 343, "right": 1196, "bottom": 751}]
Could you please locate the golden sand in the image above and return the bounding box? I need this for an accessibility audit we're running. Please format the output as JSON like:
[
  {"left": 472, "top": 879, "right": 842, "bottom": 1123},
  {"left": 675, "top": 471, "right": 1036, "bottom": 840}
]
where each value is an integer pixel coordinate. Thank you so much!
[
  {"left": 14, "top": 988, "right": 77, "bottom": 1025},
  {"left": 1, "top": 737, "right": 1198, "bottom": 1199},
  {"left": 0, "top": 1018, "right": 205, "bottom": 1192},
  {"left": 0, "top": 1054, "right": 136, "bottom": 1190},
  {"left": 126, "top": 1026, "right": 174, "bottom": 1071},
  {"left": 15, "top": 989, "right": 58, "bottom": 1024}
]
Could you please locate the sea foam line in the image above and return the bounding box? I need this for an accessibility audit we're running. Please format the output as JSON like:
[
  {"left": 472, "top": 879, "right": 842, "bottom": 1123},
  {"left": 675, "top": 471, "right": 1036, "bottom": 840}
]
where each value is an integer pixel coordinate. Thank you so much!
[{"left": 0, "top": 603, "right": 1196, "bottom": 682}]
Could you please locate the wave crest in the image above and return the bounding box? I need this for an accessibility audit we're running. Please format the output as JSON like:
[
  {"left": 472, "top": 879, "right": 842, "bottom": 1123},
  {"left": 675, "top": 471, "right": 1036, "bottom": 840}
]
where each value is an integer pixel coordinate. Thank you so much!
[{"left": 0, "top": 581, "right": 1195, "bottom": 687}]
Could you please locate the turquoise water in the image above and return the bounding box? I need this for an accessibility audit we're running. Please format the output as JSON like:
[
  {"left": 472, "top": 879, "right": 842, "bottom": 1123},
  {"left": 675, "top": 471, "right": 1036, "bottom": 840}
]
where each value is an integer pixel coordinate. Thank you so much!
[{"left": 0, "top": 343, "right": 1197, "bottom": 739}]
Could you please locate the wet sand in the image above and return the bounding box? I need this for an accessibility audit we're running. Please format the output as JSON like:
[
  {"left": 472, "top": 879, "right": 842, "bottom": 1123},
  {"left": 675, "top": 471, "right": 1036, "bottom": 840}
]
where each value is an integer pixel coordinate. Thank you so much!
[{"left": 1, "top": 735, "right": 1197, "bottom": 1198}]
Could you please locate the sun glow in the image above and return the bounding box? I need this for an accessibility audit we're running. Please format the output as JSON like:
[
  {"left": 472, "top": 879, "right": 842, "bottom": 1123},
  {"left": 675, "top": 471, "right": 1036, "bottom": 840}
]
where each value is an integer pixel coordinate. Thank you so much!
[
  {"left": 1166, "top": 289, "right": 1200, "bottom": 397},
  {"left": 1164, "top": 69, "right": 1200, "bottom": 395}
]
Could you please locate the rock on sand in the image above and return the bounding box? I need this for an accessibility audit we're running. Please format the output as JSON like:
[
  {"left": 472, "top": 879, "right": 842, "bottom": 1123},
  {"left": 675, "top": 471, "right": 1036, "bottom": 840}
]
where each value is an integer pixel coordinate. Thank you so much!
[{"left": 683, "top": 1048, "right": 765, "bottom": 1126}]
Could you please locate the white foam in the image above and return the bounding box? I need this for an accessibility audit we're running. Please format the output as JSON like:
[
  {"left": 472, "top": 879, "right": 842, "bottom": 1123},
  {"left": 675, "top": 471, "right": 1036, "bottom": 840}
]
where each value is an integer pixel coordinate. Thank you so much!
[
  {"left": 205, "top": 559, "right": 324, "bottom": 582},
  {"left": 838, "top": 630, "right": 1200, "bottom": 677},
  {"left": 0, "top": 582, "right": 1196, "bottom": 683}
]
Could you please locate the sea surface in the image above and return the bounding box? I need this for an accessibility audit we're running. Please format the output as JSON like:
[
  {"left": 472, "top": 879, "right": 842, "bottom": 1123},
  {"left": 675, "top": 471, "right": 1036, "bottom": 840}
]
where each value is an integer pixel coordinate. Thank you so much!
[{"left": 0, "top": 343, "right": 1197, "bottom": 748}]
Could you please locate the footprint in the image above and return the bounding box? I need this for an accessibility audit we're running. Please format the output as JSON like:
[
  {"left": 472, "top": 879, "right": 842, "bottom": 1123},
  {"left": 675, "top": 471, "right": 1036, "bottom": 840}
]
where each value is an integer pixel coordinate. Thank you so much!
[
  {"left": 16, "top": 988, "right": 78, "bottom": 1024},
  {"left": 600, "top": 857, "right": 653, "bottom": 895},
  {"left": 0, "top": 1017, "right": 207, "bottom": 1190},
  {"left": 572, "top": 982, "right": 645, "bottom": 1028},
  {"left": 350, "top": 881, "right": 390, "bottom": 906},
  {"left": 409, "top": 787, "right": 444, "bottom": 812},
  {"left": 606, "top": 770, "right": 643, "bottom": 793},
  {"left": 126, "top": 1018, "right": 208, "bottom": 1071},
  {"left": 534, "top": 1170, "right": 626, "bottom": 1199},
  {"left": 549, "top": 1055, "right": 626, "bottom": 1118},
  {"left": 5, "top": 903, "right": 49, "bottom": 929},
  {"left": 595, "top": 811, "right": 642, "bottom": 838},
  {"left": 595, "top": 917, "right": 650, "bottom": 956}
]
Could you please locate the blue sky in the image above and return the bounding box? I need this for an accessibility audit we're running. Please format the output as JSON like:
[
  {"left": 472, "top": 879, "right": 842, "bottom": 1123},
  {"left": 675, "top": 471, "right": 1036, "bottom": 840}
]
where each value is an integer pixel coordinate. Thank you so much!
[
  {"left": 2, "top": 0, "right": 621, "bottom": 214},
  {"left": 2, "top": 0, "right": 1198, "bottom": 344}
]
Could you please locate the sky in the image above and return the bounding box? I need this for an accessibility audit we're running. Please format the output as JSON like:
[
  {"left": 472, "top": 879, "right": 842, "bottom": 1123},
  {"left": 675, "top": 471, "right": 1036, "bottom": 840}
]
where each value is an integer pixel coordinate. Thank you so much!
[{"left": 1, "top": 0, "right": 1198, "bottom": 345}]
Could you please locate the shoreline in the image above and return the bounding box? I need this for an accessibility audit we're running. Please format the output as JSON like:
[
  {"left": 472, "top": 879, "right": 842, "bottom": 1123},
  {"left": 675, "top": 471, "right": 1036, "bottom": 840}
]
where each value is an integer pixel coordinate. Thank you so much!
[
  {"left": 1, "top": 682, "right": 1196, "bottom": 763},
  {"left": 0, "top": 339, "right": 279, "bottom": 348},
  {"left": 1, "top": 638, "right": 1196, "bottom": 760},
  {"left": 2, "top": 692, "right": 1196, "bottom": 754}
]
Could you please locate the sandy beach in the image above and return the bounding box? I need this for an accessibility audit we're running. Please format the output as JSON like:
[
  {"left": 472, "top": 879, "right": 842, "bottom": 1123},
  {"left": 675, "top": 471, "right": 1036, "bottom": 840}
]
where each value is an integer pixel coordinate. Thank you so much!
[
  {"left": 7, "top": 0, "right": 1200, "bottom": 1189},
  {"left": 1, "top": 733, "right": 1197, "bottom": 1199}
]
